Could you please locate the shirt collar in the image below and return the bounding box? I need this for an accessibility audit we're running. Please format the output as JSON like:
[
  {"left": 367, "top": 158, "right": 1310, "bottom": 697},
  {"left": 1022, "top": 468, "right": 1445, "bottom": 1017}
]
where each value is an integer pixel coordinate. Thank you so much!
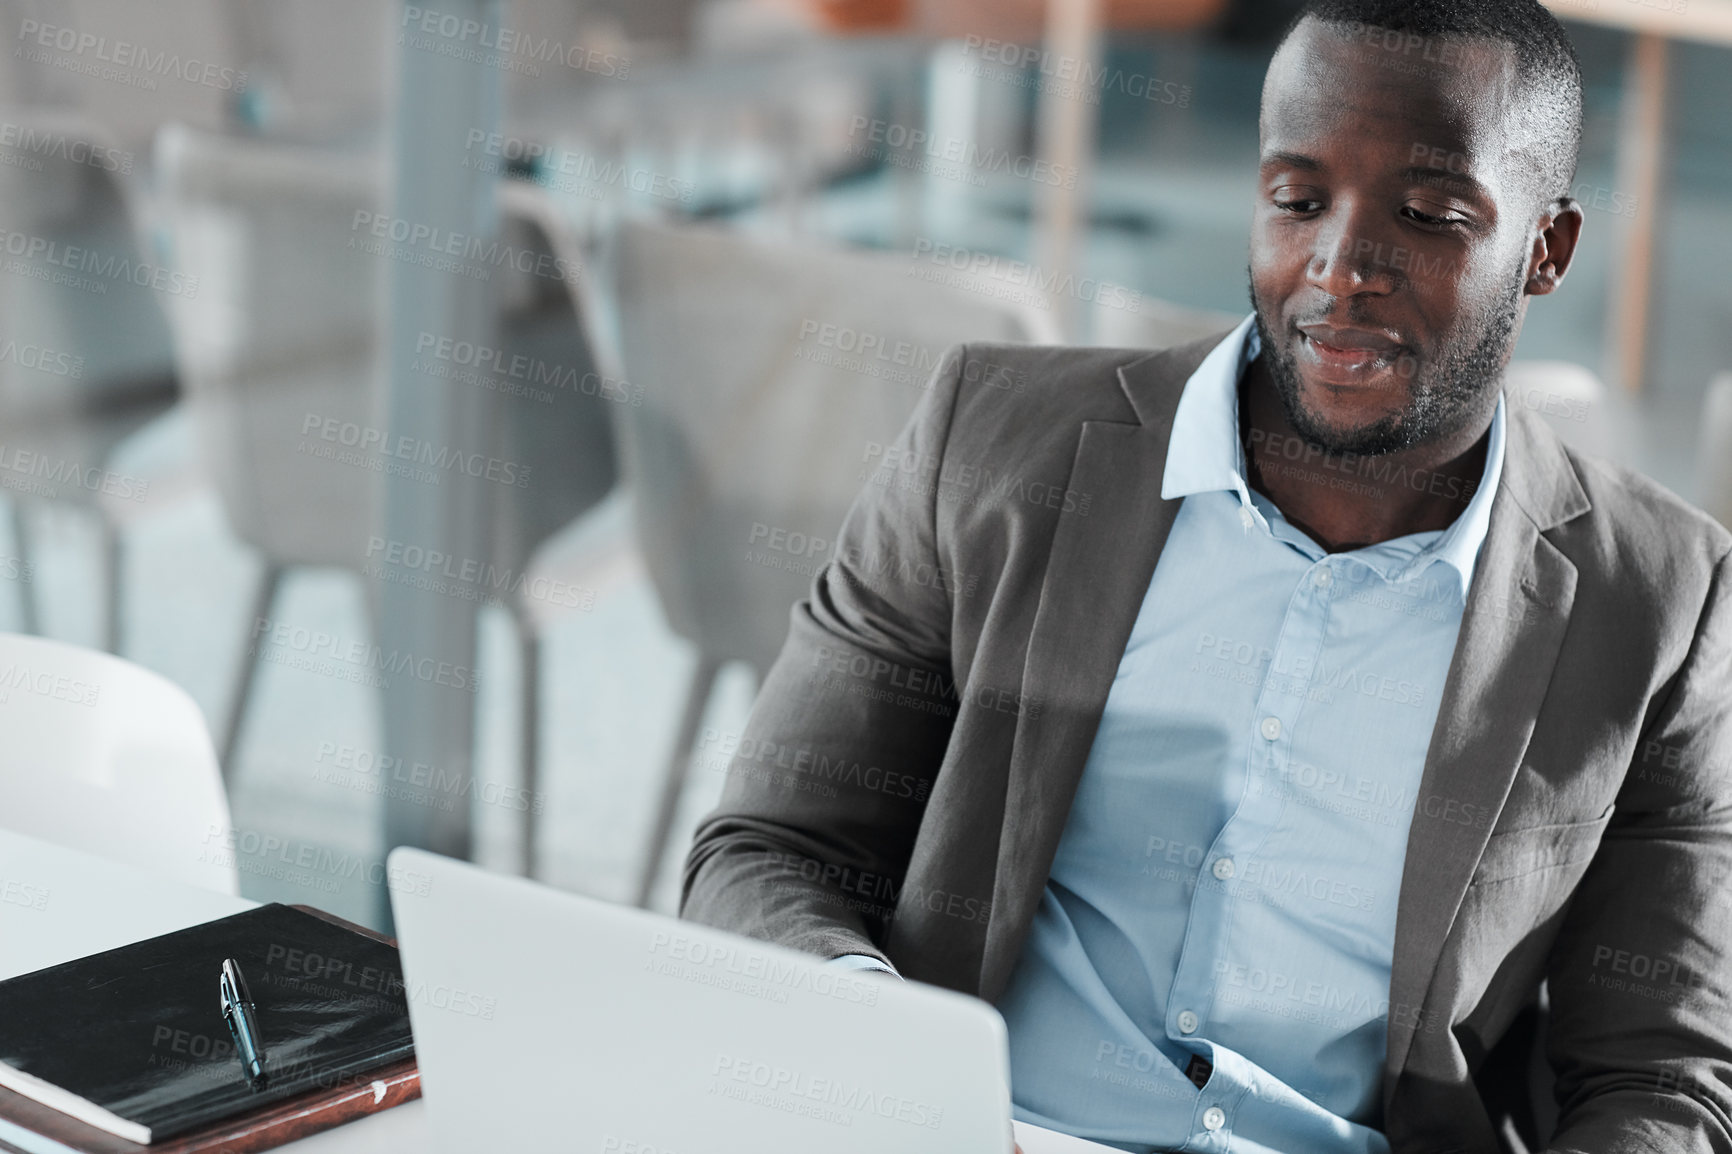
[{"left": 1160, "top": 312, "right": 1506, "bottom": 602}]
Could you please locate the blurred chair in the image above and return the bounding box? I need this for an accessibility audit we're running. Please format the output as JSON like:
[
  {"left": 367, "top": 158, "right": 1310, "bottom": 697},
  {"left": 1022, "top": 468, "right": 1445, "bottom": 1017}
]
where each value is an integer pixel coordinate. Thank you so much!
[
  {"left": 1697, "top": 372, "right": 1732, "bottom": 531},
  {"left": 153, "top": 126, "right": 619, "bottom": 873},
  {"left": 5, "top": 0, "right": 242, "bottom": 153},
  {"left": 849, "top": 0, "right": 1229, "bottom": 38},
  {"left": 223, "top": 0, "right": 393, "bottom": 140},
  {"left": 606, "top": 217, "right": 1059, "bottom": 906},
  {"left": 0, "top": 631, "right": 238, "bottom": 894},
  {"left": 0, "top": 110, "right": 183, "bottom": 652},
  {"left": 1091, "top": 294, "right": 1241, "bottom": 351},
  {"left": 1501, "top": 360, "right": 1631, "bottom": 464}
]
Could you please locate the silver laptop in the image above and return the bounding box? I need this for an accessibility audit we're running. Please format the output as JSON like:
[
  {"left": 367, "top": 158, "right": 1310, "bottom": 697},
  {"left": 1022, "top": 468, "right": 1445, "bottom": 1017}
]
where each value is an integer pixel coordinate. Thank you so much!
[{"left": 387, "top": 847, "right": 1016, "bottom": 1154}]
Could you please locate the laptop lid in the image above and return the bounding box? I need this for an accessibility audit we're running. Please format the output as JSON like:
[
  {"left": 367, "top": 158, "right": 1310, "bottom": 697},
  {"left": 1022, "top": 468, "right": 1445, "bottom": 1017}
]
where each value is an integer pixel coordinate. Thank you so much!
[{"left": 387, "top": 847, "right": 1015, "bottom": 1154}]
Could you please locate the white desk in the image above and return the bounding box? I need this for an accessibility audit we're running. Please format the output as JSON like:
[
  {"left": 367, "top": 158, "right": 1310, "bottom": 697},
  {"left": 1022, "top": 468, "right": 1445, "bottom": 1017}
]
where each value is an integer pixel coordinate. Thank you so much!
[
  {"left": 0, "top": 828, "right": 1123, "bottom": 1153},
  {"left": 0, "top": 827, "right": 429, "bottom": 1152}
]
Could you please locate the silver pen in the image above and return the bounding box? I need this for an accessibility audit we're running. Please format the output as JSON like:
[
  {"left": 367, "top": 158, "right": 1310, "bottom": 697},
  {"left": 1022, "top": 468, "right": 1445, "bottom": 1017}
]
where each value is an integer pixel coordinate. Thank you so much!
[{"left": 219, "top": 957, "right": 269, "bottom": 1085}]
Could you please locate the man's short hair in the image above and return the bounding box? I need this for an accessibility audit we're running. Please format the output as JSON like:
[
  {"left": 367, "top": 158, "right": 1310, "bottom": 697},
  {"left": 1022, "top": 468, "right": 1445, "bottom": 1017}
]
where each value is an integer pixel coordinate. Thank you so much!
[{"left": 1278, "top": 0, "right": 1584, "bottom": 208}]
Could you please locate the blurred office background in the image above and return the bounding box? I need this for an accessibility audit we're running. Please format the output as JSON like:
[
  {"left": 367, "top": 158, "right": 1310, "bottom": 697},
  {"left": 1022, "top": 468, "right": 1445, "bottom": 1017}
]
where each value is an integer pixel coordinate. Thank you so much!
[{"left": 1, "top": 0, "right": 1729, "bottom": 930}]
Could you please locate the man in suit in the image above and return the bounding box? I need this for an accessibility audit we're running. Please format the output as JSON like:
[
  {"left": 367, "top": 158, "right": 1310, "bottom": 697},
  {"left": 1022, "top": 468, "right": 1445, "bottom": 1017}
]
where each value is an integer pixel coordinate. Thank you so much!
[{"left": 681, "top": 0, "right": 1732, "bottom": 1150}]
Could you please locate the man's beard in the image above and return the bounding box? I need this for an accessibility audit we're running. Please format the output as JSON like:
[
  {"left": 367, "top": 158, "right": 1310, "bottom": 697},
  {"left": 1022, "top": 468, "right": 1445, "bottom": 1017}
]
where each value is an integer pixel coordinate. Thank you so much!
[{"left": 1248, "top": 256, "right": 1526, "bottom": 457}]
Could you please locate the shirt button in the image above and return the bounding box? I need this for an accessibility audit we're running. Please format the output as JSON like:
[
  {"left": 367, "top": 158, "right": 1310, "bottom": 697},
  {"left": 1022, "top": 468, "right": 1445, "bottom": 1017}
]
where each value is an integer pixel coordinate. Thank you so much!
[
  {"left": 1211, "top": 857, "right": 1235, "bottom": 880},
  {"left": 1313, "top": 567, "right": 1332, "bottom": 588},
  {"left": 1177, "top": 1010, "right": 1199, "bottom": 1034},
  {"left": 1203, "top": 1106, "right": 1226, "bottom": 1131},
  {"left": 1259, "top": 716, "right": 1281, "bottom": 741}
]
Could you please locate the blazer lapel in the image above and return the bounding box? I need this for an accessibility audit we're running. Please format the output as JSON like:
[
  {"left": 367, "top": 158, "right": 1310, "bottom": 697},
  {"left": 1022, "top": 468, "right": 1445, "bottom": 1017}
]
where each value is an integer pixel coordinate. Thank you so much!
[
  {"left": 979, "top": 339, "right": 1217, "bottom": 1002},
  {"left": 1382, "top": 404, "right": 1590, "bottom": 1100}
]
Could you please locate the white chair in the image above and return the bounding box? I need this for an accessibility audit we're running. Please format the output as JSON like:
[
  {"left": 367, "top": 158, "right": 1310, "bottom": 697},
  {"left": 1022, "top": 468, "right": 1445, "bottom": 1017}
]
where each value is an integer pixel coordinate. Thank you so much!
[
  {"left": 1697, "top": 372, "right": 1732, "bottom": 532},
  {"left": 152, "top": 127, "right": 620, "bottom": 873},
  {"left": 1502, "top": 360, "right": 1630, "bottom": 464},
  {"left": 607, "top": 217, "right": 1058, "bottom": 906},
  {"left": 3, "top": 0, "right": 240, "bottom": 153},
  {"left": 1090, "top": 294, "right": 1242, "bottom": 351},
  {"left": 0, "top": 110, "right": 183, "bottom": 651},
  {"left": 0, "top": 632, "right": 237, "bottom": 894}
]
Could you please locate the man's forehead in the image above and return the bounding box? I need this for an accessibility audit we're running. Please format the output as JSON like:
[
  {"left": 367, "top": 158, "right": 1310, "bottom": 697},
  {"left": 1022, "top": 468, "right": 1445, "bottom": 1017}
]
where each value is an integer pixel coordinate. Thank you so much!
[{"left": 1261, "top": 17, "right": 1521, "bottom": 167}]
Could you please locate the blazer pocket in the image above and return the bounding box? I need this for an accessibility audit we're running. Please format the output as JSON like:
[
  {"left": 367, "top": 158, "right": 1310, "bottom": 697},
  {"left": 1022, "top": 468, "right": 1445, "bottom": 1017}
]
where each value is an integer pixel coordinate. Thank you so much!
[{"left": 1468, "top": 804, "right": 1616, "bottom": 887}]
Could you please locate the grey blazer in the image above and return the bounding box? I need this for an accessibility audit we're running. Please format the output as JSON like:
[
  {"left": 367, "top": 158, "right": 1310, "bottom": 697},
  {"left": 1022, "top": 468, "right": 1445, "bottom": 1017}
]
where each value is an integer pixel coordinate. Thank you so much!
[{"left": 681, "top": 336, "right": 1732, "bottom": 1153}]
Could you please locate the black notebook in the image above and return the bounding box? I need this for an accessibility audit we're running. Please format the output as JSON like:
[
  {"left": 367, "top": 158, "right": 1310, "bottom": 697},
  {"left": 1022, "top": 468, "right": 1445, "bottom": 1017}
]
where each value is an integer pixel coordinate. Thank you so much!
[{"left": 0, "top": 904, "right": 414, "bottom": 1145}]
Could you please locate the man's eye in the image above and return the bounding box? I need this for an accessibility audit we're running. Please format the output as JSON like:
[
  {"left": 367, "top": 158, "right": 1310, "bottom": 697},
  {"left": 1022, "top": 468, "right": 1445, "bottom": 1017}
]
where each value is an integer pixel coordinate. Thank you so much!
[
  {"left": 1273, "top": 198, "right": 1321, "bottom": 214},
  {"left": 1402, "top": 206, "right": 1460, "bottom": 227}
]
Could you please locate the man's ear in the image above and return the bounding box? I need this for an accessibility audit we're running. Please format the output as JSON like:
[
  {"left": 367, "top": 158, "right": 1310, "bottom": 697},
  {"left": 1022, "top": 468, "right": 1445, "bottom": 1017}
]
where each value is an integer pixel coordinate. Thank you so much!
[{"left": 1525, "top": 197, "right": 1585, "bottom": 296}]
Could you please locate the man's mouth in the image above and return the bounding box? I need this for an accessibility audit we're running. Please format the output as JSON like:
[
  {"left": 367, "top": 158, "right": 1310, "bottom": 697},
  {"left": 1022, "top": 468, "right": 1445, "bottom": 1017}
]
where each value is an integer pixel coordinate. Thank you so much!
[{"left": 1295, "top": 323, "right": 1408, "bottom": 377}]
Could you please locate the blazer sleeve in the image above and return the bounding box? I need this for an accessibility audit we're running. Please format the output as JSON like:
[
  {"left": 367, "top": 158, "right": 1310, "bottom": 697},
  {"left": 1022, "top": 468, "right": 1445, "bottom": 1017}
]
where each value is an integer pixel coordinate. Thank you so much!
[
  {"left": 1544, "top": 545, "right": 1732, "bottom": 1153},
  {"left": 677, "top": 346, "right": 969, "bottom": 969}
]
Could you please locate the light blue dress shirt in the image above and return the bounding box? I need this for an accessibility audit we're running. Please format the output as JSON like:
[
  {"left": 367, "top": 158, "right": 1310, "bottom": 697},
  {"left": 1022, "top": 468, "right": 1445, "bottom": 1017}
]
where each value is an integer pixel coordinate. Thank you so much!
[{"left": 986, "top": 315, "right": 1507, "bottom": 1153}]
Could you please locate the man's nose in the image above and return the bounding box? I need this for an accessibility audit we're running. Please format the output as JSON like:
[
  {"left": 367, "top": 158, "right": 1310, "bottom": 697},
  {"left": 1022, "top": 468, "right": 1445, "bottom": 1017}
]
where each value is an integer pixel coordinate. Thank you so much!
[{"left": 1306, "top": 209, "right": 1401, "bottom": 297}]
